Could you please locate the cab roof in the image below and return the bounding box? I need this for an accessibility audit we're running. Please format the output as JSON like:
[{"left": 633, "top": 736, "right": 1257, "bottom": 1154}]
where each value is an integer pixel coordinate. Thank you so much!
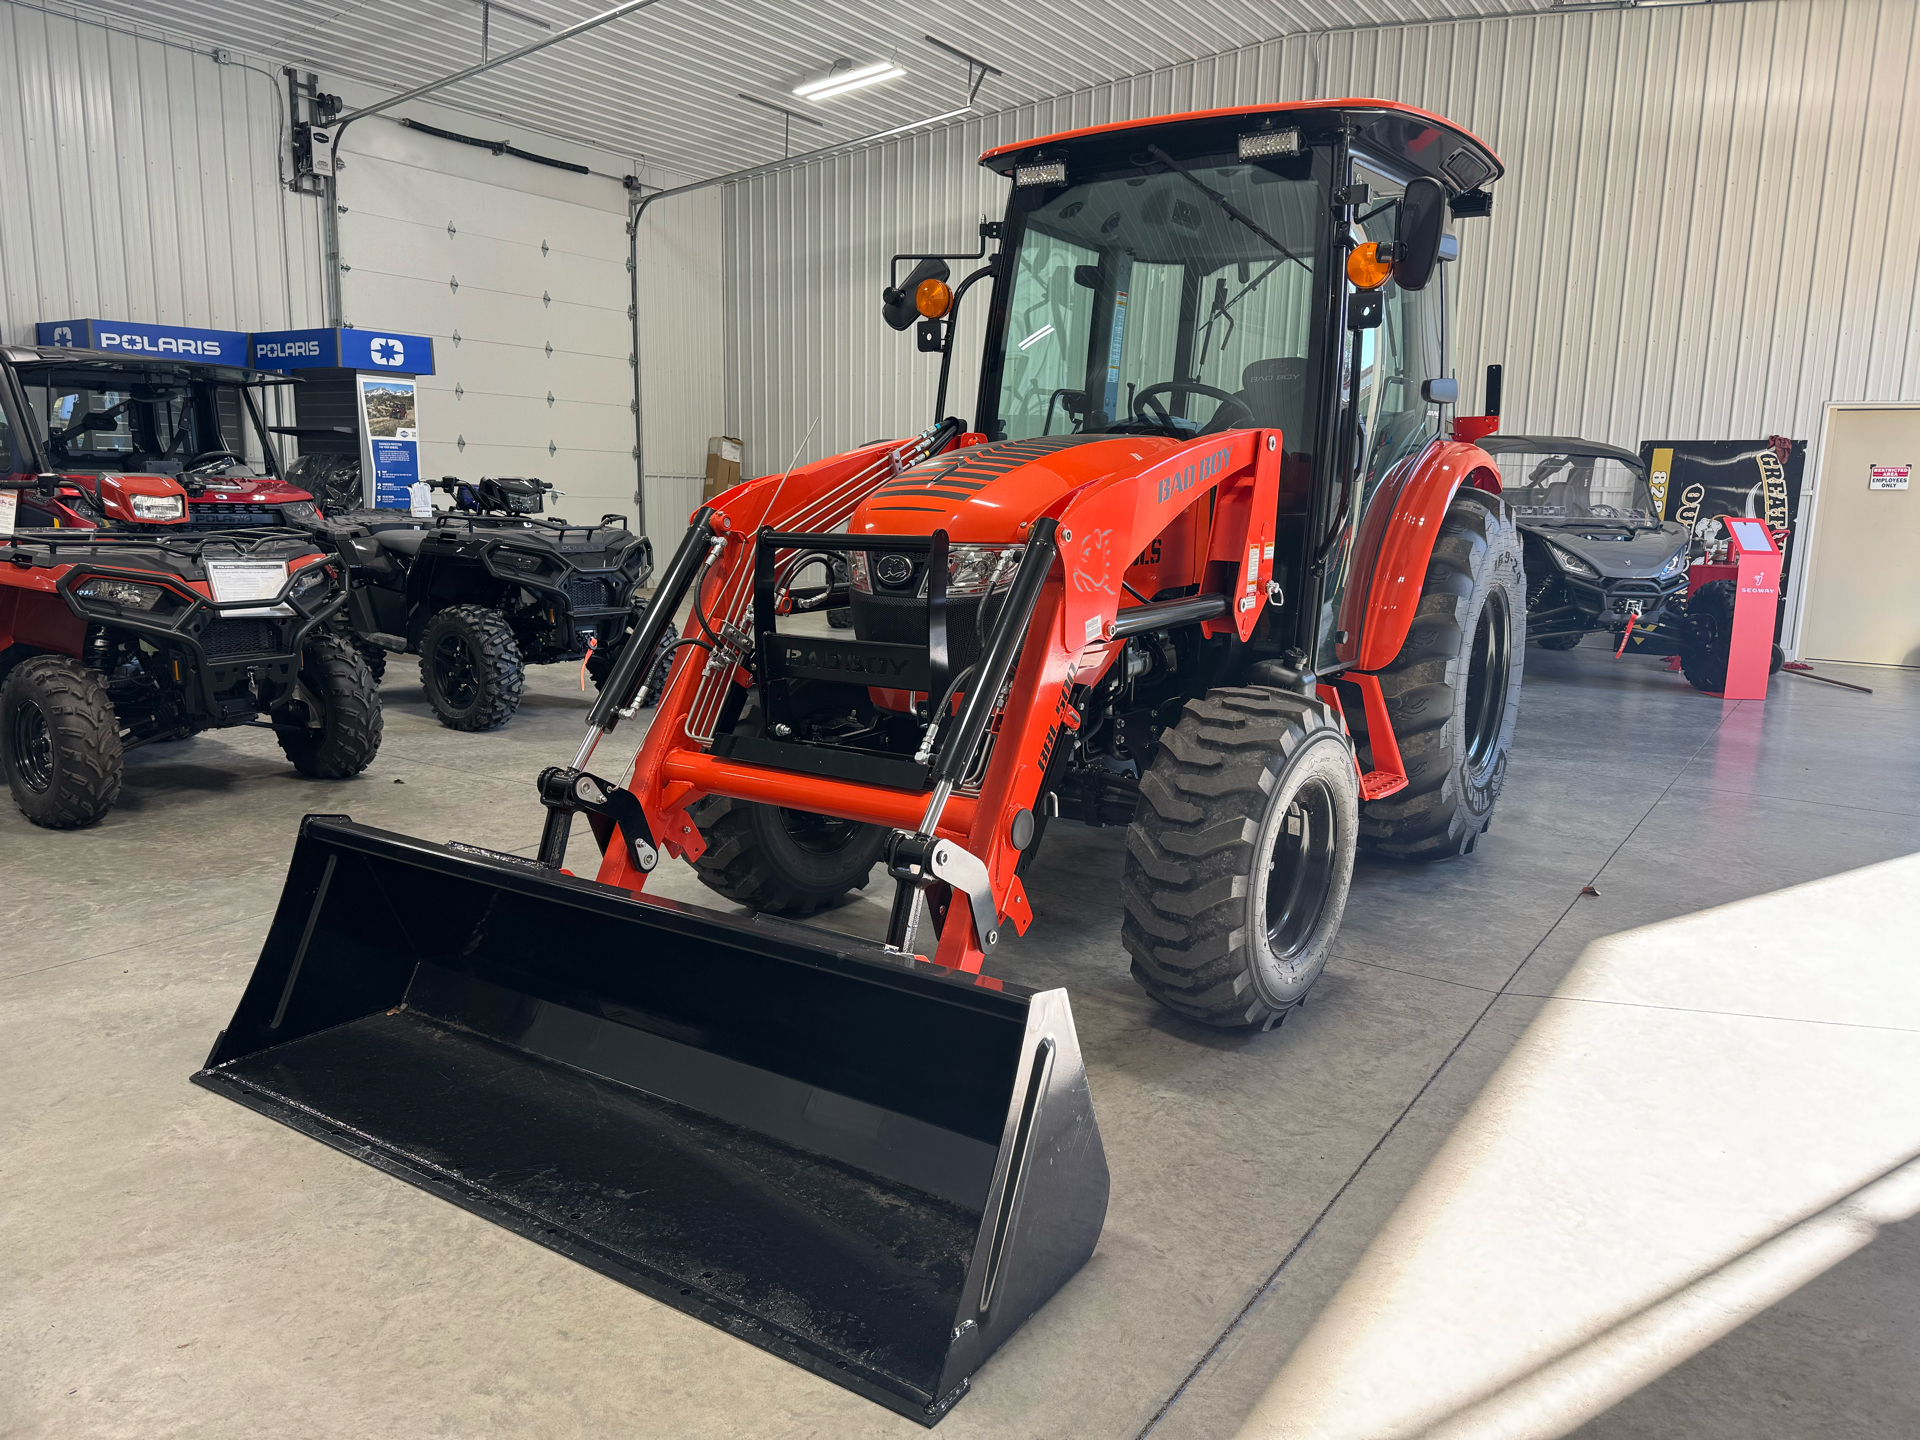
[
  {"left": 0, "top": 344, "right": 290, "bottom": 386},
  {"left": 979, "top": 99, "right": 1502, "bottom": 195}
]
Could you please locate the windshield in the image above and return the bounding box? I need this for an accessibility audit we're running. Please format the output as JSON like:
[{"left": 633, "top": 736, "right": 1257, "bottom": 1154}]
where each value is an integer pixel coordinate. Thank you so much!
[
  {"left": 1496, "top": 451, "right": 1659, "bottom": 523},
  {"left": 17, "top": 365, "right": 269, "bottom": 476},
  {"left": 982, "top": 160, "right": 1327, "bottom": 447}
]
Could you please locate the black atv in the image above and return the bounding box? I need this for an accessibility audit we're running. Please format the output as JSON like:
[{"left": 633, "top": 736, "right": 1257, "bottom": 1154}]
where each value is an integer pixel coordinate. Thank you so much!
[
  {"left": 311, "top": 475, "right": 654, "bottom": 731},
  {"left": 1481, "top": 436, "right": 1694, "bottom": 655},
  {"left": 0, "top": 512, "right": 381, "bottom": 828}
]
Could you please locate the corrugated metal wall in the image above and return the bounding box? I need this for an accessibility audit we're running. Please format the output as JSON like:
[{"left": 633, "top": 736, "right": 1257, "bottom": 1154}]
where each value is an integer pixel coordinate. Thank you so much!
[
  {"left": 723, "top": 0, "right": 1920, "bottom": 475},
  {"left": 0, "top": 0, "right": 326, "bottom": 346}
]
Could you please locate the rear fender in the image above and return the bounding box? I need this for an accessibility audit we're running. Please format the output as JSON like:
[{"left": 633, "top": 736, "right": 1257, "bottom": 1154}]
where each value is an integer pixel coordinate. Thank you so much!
[{"left": 1340, "top": 439, "right": 1501, "bottom": 673}]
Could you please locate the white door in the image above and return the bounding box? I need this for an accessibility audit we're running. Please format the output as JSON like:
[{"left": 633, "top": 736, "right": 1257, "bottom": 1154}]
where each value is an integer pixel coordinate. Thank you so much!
[
  {"left": 336, "top": 123, "right": 639, "bottom": 530},
  {"left": 1798, "top": 405, "right": 1920, "bottom": 667}
]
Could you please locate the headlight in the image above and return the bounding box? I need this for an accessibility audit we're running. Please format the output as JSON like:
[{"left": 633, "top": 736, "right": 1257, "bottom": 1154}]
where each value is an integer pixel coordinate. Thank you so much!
[
  {"left": 492, "top": 548, "right": 545, "bottom": 575},
  {"left": 1656, "top": 548, "right": 1690, "bottom": 580},
  {"left": 130, "top": 493, "right": 184, "bottom": 521},
  {"left": 1548, "top": 543, "right": 1599, "bottom": 580},
  {"left": 76, "top": 577, "right": 165, "bottom": 610},
  {"left": 848, "top": 551, "right": 872, "bottom": 593},
  {"left": 944, "top": 543, "right": 1026, "bottom": 596},
  {"left": 279, "top": 501, "right": 320, "bottom": 524},
  {"left": 288, "top": 563, "right": 332, "bottom": 599}
]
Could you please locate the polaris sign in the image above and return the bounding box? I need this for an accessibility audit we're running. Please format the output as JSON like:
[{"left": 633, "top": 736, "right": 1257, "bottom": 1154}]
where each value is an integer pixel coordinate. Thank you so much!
[
  {"left": 37, "top": 318, "right": 249, "bottom": 365},
  {"left": 250, "top": 327, "right": 435, "bottom": 375}
]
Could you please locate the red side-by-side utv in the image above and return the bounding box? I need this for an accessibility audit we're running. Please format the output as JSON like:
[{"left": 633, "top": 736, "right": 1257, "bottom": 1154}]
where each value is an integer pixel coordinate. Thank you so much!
[{"left": 197, "top": 100, "right": 1523, "bottom": 1423}]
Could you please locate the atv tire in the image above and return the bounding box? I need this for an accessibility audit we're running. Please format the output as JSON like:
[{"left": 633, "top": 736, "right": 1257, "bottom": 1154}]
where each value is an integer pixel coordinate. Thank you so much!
[
  {"left": 1678, "top": 579, "right": 1783, "bottom": 693},
  {"left": 420, "top": 604, "right": 524, "bottom": 730},
  {"left": 1122, "top": 688, "right": 1358, "bottom": 1030},
  {"left": 277, "top": 632, "right": 384, "bottom": 778},
  {"left": 1360, "top": 487, "right": 1526, "bottom": 861},
  {"left": 1, "top": 655, "right": 124, "bottom": 828},
  {"left": 354, "top": 638, "right": 388, "bottom": 683},
  {"left": 691, "top": 794, "right": 888, "bottom": 916}
]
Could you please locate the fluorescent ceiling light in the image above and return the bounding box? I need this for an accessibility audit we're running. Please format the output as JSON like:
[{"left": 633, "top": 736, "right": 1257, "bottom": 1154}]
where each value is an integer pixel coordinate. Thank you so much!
[
  {"left": 793, "top": 60, "right": 901, "bottom": 99},
  {"left": 802, "top": 65, "right": 906, "bottom": 101}
]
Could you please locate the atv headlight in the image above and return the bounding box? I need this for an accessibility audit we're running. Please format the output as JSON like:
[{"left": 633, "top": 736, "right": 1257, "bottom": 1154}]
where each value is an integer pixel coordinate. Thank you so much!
[
  {"left": 1656, "top": 548, "right": 1690, "bottom": 580},
  {"left": 129, "top": 493, "right": 184, "bottom": 521},
  {"left": 492, "top": 548, "right": 546, "bottom": 575},
  {"left": 944, "top": 543, "right": 1026, "bottom": 597},
  {"left": 76, "top": 576, "right": 166, "bottom": 610},
  {"left": 279, "top": 501, "right": 320, "bottom": 524},
  {"left": 847, "top": 550, "right": 872, "bottom": 594},
  {"left": 288, "top": 562, "right": 332, "bottom": 599},
  {"left": 1547, "top": 543, "right": 1599, "bottom": 580}
]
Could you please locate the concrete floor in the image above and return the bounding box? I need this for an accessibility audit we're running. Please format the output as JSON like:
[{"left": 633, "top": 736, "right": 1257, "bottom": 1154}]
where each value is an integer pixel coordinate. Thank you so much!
[{"left": 2, "top": 641, "right": 1915, "bottom": 1438}]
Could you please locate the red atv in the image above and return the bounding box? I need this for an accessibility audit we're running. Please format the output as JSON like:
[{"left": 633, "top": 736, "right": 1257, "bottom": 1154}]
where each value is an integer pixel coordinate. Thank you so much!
[{"left": 0, "top": 471, "right": 381, "bottom": 828}]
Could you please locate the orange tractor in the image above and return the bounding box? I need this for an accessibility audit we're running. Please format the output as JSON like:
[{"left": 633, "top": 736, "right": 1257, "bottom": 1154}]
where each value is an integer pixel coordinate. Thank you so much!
[{"left": 199, "top": 100, "right": 1521, "bottom": 1423}]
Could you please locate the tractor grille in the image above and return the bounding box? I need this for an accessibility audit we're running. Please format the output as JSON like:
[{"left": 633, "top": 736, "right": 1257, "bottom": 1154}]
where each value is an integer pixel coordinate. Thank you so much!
[
  {"left": 188, "top": 502, "right": 283, "bottom": 528},
  {"left": 202, "top": 618, "right": 281, "bottom": 658},
  {"left": 561, "top": 573, "right": 622, "bottom": 610}
]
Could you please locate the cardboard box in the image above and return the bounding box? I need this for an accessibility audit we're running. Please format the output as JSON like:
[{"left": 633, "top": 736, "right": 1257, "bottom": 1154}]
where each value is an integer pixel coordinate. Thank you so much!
[{"left": 703, "top": 436, "right": 744, "bottom": 501}]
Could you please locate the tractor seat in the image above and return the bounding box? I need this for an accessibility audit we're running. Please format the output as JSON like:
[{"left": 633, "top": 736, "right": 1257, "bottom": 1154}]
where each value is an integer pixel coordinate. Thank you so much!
[{"left": 1238, "top": 357, "right": 1309, "bottom": 443}]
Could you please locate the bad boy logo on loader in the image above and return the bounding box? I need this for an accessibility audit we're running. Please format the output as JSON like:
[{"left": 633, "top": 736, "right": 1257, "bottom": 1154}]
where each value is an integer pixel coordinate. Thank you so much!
[{"left": 1156, "top": 443, "right": 1234, "bottom": 505}]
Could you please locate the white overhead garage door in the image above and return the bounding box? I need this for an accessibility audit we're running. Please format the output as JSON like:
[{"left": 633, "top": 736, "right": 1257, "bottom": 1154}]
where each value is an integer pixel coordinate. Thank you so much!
[{"left": 335, "top": 119, "right": 639, "bottom": 529}]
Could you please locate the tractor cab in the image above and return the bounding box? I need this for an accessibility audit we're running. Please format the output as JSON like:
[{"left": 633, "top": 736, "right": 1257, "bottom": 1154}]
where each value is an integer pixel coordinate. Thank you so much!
[{"left": 877, "top": 102, "right": 1501, "bottom": 677}]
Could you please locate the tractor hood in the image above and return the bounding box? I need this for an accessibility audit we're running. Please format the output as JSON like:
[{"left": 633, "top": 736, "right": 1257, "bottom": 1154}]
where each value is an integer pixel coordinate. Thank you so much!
[
  {"left": 1523, "top": 517, "right": 1691, "bottom": 581},
  {"left": 850, "top": 433, "right": 1187, "bottom": 541}
]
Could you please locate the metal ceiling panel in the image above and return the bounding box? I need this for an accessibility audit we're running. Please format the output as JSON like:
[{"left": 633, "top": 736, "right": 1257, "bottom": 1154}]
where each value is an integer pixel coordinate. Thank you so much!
[{"left": 69, "top": 0, "right": 1552, "bottom": 179}]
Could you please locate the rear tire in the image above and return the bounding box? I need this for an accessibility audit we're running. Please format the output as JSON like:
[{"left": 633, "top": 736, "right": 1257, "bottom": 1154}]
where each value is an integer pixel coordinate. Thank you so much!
[
  {"left": 1122, "top": 688, "right": 1358, "bottom": 1030},
  {"left": 276, "top": 632, "right": 384, "bottom": 778},
  {"left": 1, "top": 655, "right": 123, "bottom": 828},
  {"left": 691, "top": 795, "right": 888, "bottom": 916},
  {"left": 420, "top": 604, "right": 523, "bottom": 730},
  {"left": 1360, "top": 487, "right": 1526, "bottom": 861},
  {"left": 1678, "top": 579, "right": 1783, "bottom": 692}
]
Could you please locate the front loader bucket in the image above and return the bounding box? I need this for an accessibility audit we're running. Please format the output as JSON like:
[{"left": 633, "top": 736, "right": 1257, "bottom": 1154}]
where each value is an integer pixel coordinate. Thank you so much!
[{"left": 194, "top": 816, "right": 1108, "bottom": 1424}]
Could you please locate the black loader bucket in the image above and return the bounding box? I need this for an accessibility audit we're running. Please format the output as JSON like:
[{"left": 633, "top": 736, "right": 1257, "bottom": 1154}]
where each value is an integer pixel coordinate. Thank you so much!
[{"left": 194, "top": 816, "right": 1108, "bottom": 1424}]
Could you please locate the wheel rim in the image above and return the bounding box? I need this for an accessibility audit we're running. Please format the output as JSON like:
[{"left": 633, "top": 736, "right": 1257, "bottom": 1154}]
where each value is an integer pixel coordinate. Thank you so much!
[
  {"left": 432, "top": 632, "right": 480, "bottom": 707},
  {"left": 11, "top": 699, "right": 54, "bottom": 791},
  {"left": 780, "top": 809, "right": 861, "bottom": 855},
  {"left": 1464, "top": 590, "right": 1512, "bottom": 775},
  {"left": 1264, "top": 777, "right": 1338, "bottom": 959}
]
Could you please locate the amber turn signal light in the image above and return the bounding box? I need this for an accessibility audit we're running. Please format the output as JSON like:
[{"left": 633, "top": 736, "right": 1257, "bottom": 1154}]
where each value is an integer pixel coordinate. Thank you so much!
[
  {"left": 1346, "top": 241, "right": 1394, "bottom": 290},
  {"left": 916, "top": 278, "right": 954, "bottom": 319}
]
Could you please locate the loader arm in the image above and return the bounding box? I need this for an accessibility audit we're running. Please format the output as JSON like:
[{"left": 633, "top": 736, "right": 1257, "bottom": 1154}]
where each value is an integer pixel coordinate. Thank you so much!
[{"left": 594, "top": 427, "right": 1284, "bottom": 976}]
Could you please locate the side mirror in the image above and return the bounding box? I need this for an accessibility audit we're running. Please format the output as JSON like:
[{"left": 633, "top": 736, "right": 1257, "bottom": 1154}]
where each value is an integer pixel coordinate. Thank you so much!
[
  {"left": 882, "top": 257, "right": 952, "bottom": 332},
  {"left": 1393, "top": 177, "right": 1449, "bottom": 291},
  {"left": 1421, "top": 378, "right": 1459, "bottom": 404}
]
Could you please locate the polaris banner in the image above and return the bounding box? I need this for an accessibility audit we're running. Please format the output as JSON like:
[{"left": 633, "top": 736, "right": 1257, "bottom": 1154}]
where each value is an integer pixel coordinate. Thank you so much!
[
  {"left": 251, "top": 327, "right": 435, "bottom": 375},
  {"left": 37, "top": 318, "right": 249, "bottom": 365},
  {"left": 359, "top": 377, "right": 421, "bottom": 509}
]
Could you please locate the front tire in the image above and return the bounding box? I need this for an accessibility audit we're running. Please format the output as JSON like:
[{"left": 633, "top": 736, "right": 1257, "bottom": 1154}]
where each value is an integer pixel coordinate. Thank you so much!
[
  {"left": 1360, "top": 487, "right": 1526, "bottom": 860},
  {"left": 1, "top": 655, "right": 124, "bottom": 828},
  {"left": 419, "top": 604, "right": 523, "bottom": 730},
  {"left": 276, "top": 632, "right": 384, "bottom": 778},
  {"left": 1122, "top": 688, "right": 1359, "bottom": 1030},
  {"left": 691, "top": 794, "right": 888, "bottom": 915}
]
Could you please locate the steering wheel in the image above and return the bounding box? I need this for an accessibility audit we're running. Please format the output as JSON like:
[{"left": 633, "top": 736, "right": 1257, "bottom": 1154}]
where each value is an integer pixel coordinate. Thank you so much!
[
  {"left": 181, "top": 449, "right": 245, "bottom": 473},
  {"left": 1131, "top": 381, "right": 1254, "bottom": 435}
]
